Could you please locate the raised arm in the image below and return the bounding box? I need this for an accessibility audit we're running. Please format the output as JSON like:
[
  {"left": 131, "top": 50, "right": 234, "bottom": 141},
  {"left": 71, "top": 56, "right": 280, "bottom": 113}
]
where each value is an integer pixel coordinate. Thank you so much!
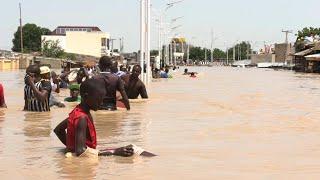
[
  {"left": 54, "top": 118, "right": 68, "bottom": 146},
  {"left": 118, "top": 79, "right": 130, "bottom": 110},
  {"left": 27, "top": 77, "right": 49, "bottom": 102}
]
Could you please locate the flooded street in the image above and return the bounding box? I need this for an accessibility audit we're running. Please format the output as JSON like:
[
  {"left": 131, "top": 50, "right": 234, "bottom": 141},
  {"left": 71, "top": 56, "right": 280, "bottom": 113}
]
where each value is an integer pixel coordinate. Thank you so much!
[{"left": 1, "top": 67, "right": 320, "bottom": 179}]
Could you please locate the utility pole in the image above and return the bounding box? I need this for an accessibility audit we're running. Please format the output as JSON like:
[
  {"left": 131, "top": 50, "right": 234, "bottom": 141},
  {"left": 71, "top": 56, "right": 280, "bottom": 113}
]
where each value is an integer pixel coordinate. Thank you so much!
[
  {"left": 109, "top": 38, "right": 116, "bottom": 55},
  {"left": 187, "top": 43, "right": 190, "bottom": 65},
  {"left": 146, "top": 0, "right": 151, "bottom": 84},
  {"left": 204, "top": 47, "right": 207, "bottom": 62},
  {"left": 19, "top": 3, "right": 23, "bottom": 53},
  {"left": 210, "top": 29, "right": 213, "bottom": 63},
  {"left": 140, "top": 0, "right": 145, "bottom": 82},
  {"left": 226, "top": 47, "right": 229, "bottom": 65},
  {"left": 282, "top": 30, "right": 293, "bottom": 44},
  {"left": 173, "top": 40, "right": 176, "bottom": 66},
  {"left": 119, "top": 37, "right": 124, "bottom": 54},
  {"left": 233, "top": 45, "right": 236, "bottom": 61},
  {"left": 246, "top": 41, "right": 250, "bottom": 60},
  {"left": 282, "top": 30, "right": 293, "bottom": 65}
]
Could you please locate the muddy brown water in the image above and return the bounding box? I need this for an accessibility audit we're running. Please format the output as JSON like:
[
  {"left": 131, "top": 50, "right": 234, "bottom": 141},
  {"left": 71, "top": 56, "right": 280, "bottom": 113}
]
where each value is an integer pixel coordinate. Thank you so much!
[{"left": 1, "top": 67, "right": 320, "bottom": 179}]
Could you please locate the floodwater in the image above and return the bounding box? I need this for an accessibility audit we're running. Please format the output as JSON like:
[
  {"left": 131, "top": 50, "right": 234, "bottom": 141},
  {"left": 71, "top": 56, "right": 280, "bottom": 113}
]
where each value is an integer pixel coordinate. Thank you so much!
[{"left": 1, "top": 67, "right": 320, "bottom": 179}]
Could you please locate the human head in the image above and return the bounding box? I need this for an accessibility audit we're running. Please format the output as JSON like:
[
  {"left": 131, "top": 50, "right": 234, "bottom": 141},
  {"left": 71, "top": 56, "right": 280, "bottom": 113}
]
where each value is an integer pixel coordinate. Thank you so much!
[
  {"left": 40, "top": 66, "right": 51, "bottom": 80},
  {"left": 99, "top": 56, "right": 113, "bottom": 72},
  {"left": 69, "top": 84, "right": 80, "bottom": 99},
  {"left": 111, "top": 60, "right": 119, "bottom": 73},
  {"left": 80, "top": 78, "right": 106, "bottom": 111},
  {"left": 131, "top": 65, "right": 142, "bottom": 78},
  {"left": 190, "top": 72, "right": 195, "bottom": 77},
  {"left": 63, "top": 65, "right": 70, "bottom": 72},
  {"left": 26, "top": 64, "right": 40, "bottom": 84},
  {"left": 27, "top": 64, "right": 40, "bottom": 76},
  {"left": 165, "top": 68, "right": 169, "bottom": 74},
  {"left": 184, "top": 68, "right": 188, "bottom": 73}
]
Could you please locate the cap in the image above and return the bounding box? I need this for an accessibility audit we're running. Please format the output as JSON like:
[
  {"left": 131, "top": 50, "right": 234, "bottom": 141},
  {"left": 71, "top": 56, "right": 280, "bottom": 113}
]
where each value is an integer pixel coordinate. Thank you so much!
[
  {"left": 69, "top": 83, "right": 80, "bottom": 91},
  {"left": 40, "top": 66, "right": 50, "bottom": 75}
]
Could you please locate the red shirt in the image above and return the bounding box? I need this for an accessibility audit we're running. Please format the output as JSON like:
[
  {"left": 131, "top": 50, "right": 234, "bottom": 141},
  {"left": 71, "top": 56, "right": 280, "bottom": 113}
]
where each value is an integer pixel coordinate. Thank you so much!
[
  {"left": 66, "top": 105, "right": 97, "bottom": 152},
  {"left": 0, "top": 84, "right": 5, "bottom": 106}
]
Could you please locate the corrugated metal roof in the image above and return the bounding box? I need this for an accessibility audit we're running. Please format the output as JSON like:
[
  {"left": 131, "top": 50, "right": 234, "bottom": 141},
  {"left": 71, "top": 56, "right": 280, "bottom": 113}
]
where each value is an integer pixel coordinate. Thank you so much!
[{"left": 294, "top": 48, "right": 313, "bottom": 56}]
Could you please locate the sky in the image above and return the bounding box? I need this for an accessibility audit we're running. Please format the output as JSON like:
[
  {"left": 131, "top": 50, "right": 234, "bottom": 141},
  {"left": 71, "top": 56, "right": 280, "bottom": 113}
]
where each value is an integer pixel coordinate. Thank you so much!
[{"left": 0, "top": 0, "right": 319, "bottom": 52}]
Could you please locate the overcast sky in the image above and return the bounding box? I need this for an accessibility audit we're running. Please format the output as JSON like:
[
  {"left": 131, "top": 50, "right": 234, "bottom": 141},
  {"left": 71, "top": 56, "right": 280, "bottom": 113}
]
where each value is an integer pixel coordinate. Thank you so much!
[{"left": 1, "top": 0, "right": 319, "bottom": 52}]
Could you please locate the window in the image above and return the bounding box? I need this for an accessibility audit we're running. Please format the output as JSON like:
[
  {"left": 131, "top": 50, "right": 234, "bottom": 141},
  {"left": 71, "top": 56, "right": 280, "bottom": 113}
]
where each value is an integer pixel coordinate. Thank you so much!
[
  {"left": 56, "top": 28, "right": 60, "bottom": 34},
  {"left": 61, "top": 29, "right": 65, "bottom": 34},
  {"left": 101, "top": 38, "right": 106, "bottom": 47}
]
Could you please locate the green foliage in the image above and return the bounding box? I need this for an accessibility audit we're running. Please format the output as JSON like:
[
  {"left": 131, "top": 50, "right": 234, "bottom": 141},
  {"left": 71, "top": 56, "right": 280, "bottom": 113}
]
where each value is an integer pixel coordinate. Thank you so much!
[
  {"left": 296, "top": 27, "right": 320, "bottom": 40},
  {"left": 189, "top": 46, "right": 204, "bottom": 60},
  {"left": 189, "top": 46, "right": 226, "bottom": 61},
  {"left": 62, "top": 53, "right": 76, "bottom": 60},
  {"left": 41, "top": 40, "right": 76, "bottom": 60},
  {"left": 227, "top": 41, "right": 251, "bottom": 60},
  {"left": 42, "top": 40, "right": 65, "bottom": 58},
  {"left": 150, "top": 50, "right": 159, "bottom": 56},
  {"left": 12, "top": 23, "right": 51, "bottom": 52},
  {"left": 295, "top": 27, "right": 320, "bottom": 51}
]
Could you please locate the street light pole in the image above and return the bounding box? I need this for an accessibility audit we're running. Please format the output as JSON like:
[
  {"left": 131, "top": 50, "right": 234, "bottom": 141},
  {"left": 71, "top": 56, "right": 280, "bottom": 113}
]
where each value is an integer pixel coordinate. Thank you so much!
[
  {"left": 140, "top": 0, "right": 145, "bottom": 83},
  {"left": 19, "top": 3, "right": 23, "bottom": 53},
  {"left": 146, "top": 0, "right": 151, "bottom": 84}
]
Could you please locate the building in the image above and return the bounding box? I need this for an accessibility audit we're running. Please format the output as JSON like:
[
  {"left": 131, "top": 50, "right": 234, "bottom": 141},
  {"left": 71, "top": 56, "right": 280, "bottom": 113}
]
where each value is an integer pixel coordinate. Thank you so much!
[
  {"left": 274, "top": 43, "right": 294, "bottom": 64},
  {"left": 0, "top": 51, "right": 20, "bottom": 70},
  {"left": 294, "top": 43, "right": 320, "bottom": 73},
  {"left": 41, "top": 26, "right": 110, "bottom": 57}
]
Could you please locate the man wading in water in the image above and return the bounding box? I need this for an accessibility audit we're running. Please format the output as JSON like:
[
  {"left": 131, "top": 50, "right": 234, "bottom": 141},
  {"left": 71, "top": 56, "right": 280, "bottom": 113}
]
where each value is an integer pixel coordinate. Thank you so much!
[
  {"left": 24, "top": 65, "right": 52, "bottom": 112},
  {"left": 54, "top": 78, "right": 155, "bottom": 157},
  {"left": 94, "top": 56, "right": 130, "bottom": 111},
  {"left": 121, "top": 65, "right": 148, "bottom": 99}
]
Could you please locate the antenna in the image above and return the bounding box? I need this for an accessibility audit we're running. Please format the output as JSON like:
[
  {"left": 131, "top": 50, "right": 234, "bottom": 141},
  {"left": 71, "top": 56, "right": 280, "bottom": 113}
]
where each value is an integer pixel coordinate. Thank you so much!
[
  {"left": 282, "top": 30, "right": 293, "bottom": 43},
  {"left": 19, "top": 3, "right": 23, "bottom": 53}
]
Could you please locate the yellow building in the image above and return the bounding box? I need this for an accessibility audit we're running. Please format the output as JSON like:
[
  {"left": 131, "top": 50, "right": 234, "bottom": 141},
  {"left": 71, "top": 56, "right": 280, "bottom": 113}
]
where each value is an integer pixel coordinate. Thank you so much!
[
  {"left": 0, "top": 58, "right": 19, "bottom": 70},
  {"left": 42, "top": 26, "right": 110, "bottom": 57}
]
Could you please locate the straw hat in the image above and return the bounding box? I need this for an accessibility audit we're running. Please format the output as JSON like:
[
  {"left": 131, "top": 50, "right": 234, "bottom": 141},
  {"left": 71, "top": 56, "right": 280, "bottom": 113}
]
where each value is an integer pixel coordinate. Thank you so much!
[{"left": 40, "top": 66, "right": 50, "bottom": 75}]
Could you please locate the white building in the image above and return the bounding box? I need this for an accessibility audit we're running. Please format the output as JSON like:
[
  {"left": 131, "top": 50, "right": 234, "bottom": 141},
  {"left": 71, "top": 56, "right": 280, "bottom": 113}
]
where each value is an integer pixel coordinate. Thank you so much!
[{"left": 41, "top": 26, "right": 111, "bottom": 57}]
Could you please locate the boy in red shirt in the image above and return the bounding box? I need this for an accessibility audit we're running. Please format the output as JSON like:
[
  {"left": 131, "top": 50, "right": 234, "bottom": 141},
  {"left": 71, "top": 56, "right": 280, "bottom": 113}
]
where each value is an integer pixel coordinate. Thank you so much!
[
  {"left": 0, "top": 83, "right": 7, "bottom": 108},
  {"left": 54, "top": 78, "right": 155, "bottom": 157}
]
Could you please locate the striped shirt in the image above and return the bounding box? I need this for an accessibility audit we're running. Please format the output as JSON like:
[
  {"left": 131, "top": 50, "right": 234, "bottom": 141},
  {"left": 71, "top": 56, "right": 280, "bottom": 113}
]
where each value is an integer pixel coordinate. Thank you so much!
[{"left": 24, "top": 79, "right": 51, "bottom": 112}]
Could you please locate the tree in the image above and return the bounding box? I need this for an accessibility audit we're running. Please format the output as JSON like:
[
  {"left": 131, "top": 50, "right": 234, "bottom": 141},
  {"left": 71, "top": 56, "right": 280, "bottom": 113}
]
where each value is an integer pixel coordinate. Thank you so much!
[
  {"left": 189, "top": 46, "right": 204, "bottom": 60},
  {"left": 189, "top": 46, "right": 226, "bottom": 61},
  {"left": 295, "top": 27, "right": 320, "bottom": 51},
  {"left": 150, "top": 50, "right": 159, "bottom": 56},
  {"left": 227, "top": 41, "right": 251, "bottom": 61},
  {"left": 212, "top": 48, "right": 226, "bottom": 59},
  {"left": 296, "top": 27, "right": 320, "bottom": 40},
  {"left": 42, "top": 40, "right": 65, "bottom": 58},
  {"left": 12, "top": 23, "right": 51, "bottom": 52}
]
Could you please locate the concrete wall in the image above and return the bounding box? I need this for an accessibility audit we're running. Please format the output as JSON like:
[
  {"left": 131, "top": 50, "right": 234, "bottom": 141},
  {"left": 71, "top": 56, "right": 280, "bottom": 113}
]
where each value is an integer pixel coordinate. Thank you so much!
[
  {"left": 66, "top": 31, "right": 110, "bottom": 57},
  {"left": 275, "top": 43, "right": 290, "bottom": 63},
  {"left": 34, "top": 57, "right": 63, "bottom": 69},
  {"left": 251, "top": 54, "right": 273, "bottom": 64}
]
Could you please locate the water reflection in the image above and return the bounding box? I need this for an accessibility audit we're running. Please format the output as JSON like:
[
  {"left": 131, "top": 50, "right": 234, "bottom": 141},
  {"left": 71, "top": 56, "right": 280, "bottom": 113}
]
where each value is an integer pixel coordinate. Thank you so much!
[
  {"left": 55, "top": 156, "right": 99, "bottom": 180},
  {"left": 23, "top": 112, "right": 52, "bottom": 138}
]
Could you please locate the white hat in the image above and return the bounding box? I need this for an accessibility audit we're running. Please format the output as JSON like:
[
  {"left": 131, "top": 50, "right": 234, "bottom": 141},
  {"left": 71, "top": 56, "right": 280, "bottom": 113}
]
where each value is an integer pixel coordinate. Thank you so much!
[{"left": 40, "top": 66, "right": 50, "bottom": 75}]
